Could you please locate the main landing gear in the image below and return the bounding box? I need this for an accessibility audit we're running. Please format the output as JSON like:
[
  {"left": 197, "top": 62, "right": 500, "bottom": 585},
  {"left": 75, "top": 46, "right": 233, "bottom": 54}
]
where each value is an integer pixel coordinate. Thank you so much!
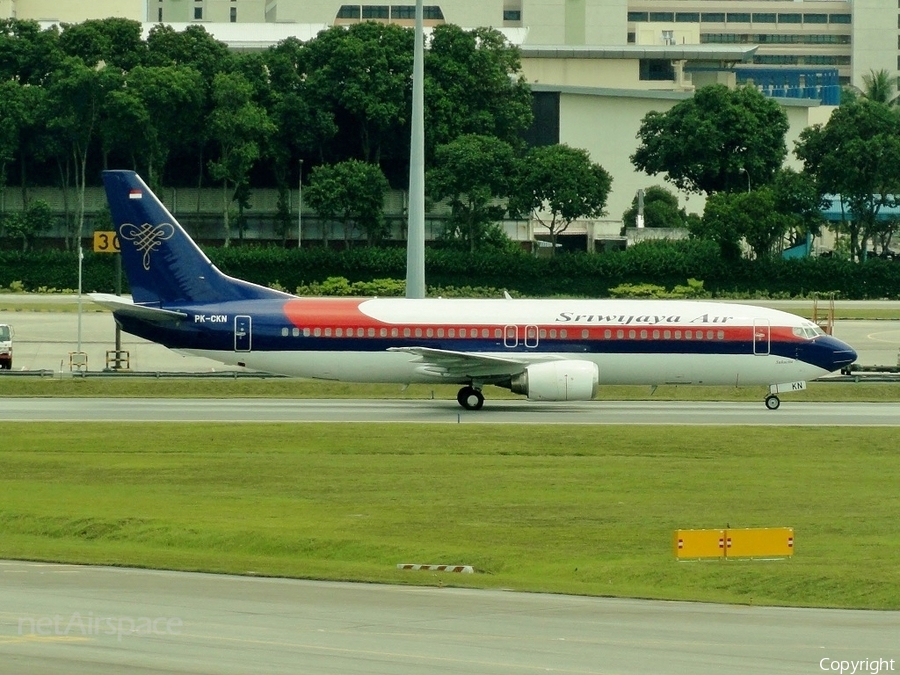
[
  {"left": 765, "top": 394, "right": 781, "bottom": 410},
  {"left": 457, "top": 386, "right": 484, "bottom": 411}
]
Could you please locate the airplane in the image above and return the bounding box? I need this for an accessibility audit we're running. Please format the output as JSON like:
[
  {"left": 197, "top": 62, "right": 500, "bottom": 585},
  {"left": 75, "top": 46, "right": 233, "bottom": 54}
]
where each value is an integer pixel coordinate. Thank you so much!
[{"left": 92, "top": 170, "right": 858, "bottom": 411}]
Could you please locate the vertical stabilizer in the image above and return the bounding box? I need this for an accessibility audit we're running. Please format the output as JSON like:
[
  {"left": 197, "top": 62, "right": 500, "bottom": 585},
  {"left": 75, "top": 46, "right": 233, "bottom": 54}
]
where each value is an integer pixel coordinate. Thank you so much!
[{"left": 102, "top": 171, "right": 288, "bottom": 306}]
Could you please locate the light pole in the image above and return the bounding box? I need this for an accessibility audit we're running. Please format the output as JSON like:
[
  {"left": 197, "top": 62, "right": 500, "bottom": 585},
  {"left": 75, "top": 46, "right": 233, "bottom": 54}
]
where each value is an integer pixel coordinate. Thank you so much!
[
  {"left": 741, "top": 167, "right": 751, "bottom": 193},
  {"left": 298, "top": 159, "right": 303, "bottom": 248}
]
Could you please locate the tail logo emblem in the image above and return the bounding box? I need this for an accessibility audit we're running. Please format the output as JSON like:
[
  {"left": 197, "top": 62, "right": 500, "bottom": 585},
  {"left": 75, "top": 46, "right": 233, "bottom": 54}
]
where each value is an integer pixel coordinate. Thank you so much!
[{"left": 119, "top": 222, "right": 175, "bottom": 270}]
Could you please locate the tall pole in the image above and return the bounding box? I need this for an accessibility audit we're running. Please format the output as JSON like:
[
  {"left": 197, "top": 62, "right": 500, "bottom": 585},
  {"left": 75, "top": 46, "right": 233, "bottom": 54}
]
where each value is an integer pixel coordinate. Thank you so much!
[
  {"left": 76, "top": 246, "right": 83, "bottom": 353},
  {"left": 298, "top": 158, "right": 303, "bottom": 248},
  {"left": 405, "top": 0, "right": 426, "bottom": 299}
]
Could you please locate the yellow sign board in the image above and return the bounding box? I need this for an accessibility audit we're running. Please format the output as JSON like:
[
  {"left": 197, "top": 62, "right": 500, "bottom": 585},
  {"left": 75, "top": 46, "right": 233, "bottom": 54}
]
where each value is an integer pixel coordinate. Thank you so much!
[
  {"left": 674, "top": 529, "right": 725, "bottom": 559},
  {"left": 726, "top": 528, "right": 794, "bottom": 558},
  {"left": 93, "top": 231, "right": 120, "bottom": 253},
  {"left": 674, "top": 528, "right": 794, "bottom": 559}
]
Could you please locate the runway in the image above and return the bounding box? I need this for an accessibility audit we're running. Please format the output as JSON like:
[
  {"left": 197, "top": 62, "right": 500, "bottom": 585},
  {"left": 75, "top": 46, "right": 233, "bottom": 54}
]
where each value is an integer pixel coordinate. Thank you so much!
[
  {"left": 1, "top": 560, "right": 897, "bottom": 675},
  {"left": 3, "top": 396, "right": 900, "bottom": 425}
]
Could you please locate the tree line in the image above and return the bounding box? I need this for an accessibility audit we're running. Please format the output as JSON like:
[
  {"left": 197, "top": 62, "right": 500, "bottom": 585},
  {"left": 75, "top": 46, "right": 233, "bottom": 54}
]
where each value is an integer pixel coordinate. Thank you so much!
[
  {"left": 0, "top": 17, "right": 617, "bottom": 252},
  {"left": 628, "top": 74, "right": 900, "bottom": 263}
]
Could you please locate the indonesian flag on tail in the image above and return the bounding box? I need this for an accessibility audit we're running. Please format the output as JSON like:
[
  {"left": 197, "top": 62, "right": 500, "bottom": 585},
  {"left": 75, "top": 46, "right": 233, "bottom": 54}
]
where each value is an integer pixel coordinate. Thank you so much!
[{"left": 129, "top": 189, "right": 142, "bottom": 200}]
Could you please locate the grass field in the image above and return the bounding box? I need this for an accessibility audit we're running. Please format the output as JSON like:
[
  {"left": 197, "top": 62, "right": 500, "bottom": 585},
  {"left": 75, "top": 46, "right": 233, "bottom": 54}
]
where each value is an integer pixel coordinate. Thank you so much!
[
  {"left": 1, "top": 422, "right": 898, "bottom": 610},
  {"left": 2, "top": 376, "right": 900, "bottom": 404}
]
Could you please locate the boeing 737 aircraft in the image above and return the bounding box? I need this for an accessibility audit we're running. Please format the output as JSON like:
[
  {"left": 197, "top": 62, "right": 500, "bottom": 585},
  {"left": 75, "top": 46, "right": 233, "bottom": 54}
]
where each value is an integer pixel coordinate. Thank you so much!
[{"left": 93, "top": 170, "right": 857, "bottom": 410}]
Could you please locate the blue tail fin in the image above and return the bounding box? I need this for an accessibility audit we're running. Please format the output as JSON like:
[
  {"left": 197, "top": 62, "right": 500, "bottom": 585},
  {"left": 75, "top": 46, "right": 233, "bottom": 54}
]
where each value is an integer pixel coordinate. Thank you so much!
[{"left": 102, "top": 170, "right": 289, "bottom": 306}]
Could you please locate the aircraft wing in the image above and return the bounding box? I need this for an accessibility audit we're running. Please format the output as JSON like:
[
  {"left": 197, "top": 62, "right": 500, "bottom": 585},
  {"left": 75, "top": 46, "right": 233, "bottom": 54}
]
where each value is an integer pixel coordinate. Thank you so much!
[
  {"left": 387, "top": 346, "right": 533, "bottom": 379},
  {"left": 90, "top": 293, "right": 188, "bottom": 323}
]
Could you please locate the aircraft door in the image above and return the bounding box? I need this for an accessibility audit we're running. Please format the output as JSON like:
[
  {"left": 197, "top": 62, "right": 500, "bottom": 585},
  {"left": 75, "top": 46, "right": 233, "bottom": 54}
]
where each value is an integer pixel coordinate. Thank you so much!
[
  {"left": 503, "top": 324, "right": 518, "bottom": 348},
  {"left": 235, "top": 315, "right": 252, "bottom": 352},
  {"left": 524, "top": 324, "right": 539, "bottom": 348},
  {"left": 753, "top": 319, "right": 770, "bottom": 355}
]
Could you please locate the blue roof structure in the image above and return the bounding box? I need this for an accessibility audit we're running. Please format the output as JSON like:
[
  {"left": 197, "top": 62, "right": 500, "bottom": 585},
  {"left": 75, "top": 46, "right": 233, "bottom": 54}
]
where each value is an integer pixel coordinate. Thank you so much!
[{"left": 821, "top": 195, "right": 900, "bottom": 222}]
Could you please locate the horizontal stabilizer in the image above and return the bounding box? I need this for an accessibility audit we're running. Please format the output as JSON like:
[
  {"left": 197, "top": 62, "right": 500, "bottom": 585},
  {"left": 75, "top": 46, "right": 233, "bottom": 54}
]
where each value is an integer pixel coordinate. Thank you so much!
[{"left": 90, "top": 293, "right": 188, "bottom": 323}]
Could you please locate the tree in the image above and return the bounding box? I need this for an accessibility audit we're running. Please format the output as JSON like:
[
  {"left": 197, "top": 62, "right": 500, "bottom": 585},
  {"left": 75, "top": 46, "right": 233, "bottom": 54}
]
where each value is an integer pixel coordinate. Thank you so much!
[
  {"left": 207, "top": 71, "right": 275, "bottom": 246},
  {"left": 58, "top": 18, "right": 146, "bottom": 70},
  {"left": 631, "top": 84, "right": 789, "bottom": 195},
  {"left": 426, "top": 134, "right": 516, "bottom": 253},
  {"left": 305, "top": 159, "right": 390, "bottom": 247},
  {"left": 795, "top": 99, "right": 900, "bottom": 261},
  {"left": 510, "top": 144, "right": 612, "bottom": 253},
  {"left": 770, "top": 168, "right": 827, "bottom": 248},
  {"left": 303, "top": 23, "right": 414, "bottom": 166},
  {"left": 2, "top": 198, "right": 52, "bottom": 251},
  {"left": 424, "top": 25, "right": 533, "bottom": 158},
  {"left": 621, "top": 185, "right": 695, "bottom": 229},
  {"left": 45, "top": 57, "right": 121, "bottom": 247},
  {"left": 860, "top": 69, "right": 898, "bottom": 106},
  {"left": 693, "top": 188, "right": 792, "bottom": 260}
]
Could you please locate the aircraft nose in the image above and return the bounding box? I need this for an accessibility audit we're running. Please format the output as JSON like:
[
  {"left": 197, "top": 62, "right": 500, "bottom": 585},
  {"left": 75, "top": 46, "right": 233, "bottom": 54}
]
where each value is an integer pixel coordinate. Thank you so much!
[{"left": 828, "top": 338, "right": 857, "bottom": 370}]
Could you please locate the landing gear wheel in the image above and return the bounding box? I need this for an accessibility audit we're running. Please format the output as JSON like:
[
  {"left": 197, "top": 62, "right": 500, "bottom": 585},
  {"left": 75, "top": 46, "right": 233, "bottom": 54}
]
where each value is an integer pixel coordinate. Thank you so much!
[
  {"left": 765, "top": 394, "right": 781, "bottom": 410},
  {"left": 457, "top": 386, "right": 484, "bottom": 411}
]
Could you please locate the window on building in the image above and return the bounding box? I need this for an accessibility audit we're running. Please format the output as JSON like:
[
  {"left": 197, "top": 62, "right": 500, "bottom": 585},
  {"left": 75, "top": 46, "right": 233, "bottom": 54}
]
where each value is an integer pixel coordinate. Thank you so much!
[
  {"left": 627, "top": 32, "right": 635, "bottom": 43},
  {"left": 230, "top": 7, "right": 236, "bottom": 22},
  {"left": 362, "top": 5, "right": 389, "bottom": 19},
  {"left": 701, "top": 13, "right": 725, "bottom": 23},
  {"left": 648, "top": 12, "right": 674, "bottom": 22},
  {"left": 392, "top": 5, "right": 415, "bottom": 19},
  {"left": 726, "top": 13, "right": 751, "bottom": 23},
  {"left": 627, "top": 11, "right": 648, "bottom": 22},
  {"left": 503, "top": 10, "right": 521, "bottom": 21},
  {"left": 639, "top": 59, "right": 675, "bottom": 81},
  {"left": 158, "top": 7, "right": 162, "bottom": 21},
  {"left": 752, "top": 13, "right": 776, "bottom": 23},
  {"left": 778, "top": 13, "right": 801, "bottom": 24},
  {"left": 829, "top": 14, "right": 851, "bottom": 24},
  {"left": 337, "top": 5, "right": 361, "bottom": 19},
  {"left": 422, "top": 6, "right": 443, "bottom": 20},
  {"left": 803, "top": 13, "right": 827, "bottom": 24},
  {"left": 675, "top": 12, "right": 699, "bottom": 22},
  {"left": 194, "top": 7, "right": 202, "bottom": 20}
]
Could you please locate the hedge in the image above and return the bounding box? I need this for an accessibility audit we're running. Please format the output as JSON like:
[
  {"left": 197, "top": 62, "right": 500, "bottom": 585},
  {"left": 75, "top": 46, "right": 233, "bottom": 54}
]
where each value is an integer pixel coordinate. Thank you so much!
[{"left": 2, "top": 240, "right": 900, "bottom": 299}]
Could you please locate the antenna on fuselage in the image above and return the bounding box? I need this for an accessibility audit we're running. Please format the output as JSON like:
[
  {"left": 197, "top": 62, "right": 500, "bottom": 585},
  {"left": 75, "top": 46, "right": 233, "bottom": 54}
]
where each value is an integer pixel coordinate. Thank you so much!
[{"left": 405, "top": 0, "right": 426, "bottom": 299}]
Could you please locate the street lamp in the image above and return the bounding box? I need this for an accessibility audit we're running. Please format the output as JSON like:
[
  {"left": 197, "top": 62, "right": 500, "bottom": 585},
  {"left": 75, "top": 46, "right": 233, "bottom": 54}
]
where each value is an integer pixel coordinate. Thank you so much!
[
  {"left": 298, "top": 158, "right": 303, "bottom": 248},
  {"left": 740, "top": 167, "right": 751, "bottom": 193}
]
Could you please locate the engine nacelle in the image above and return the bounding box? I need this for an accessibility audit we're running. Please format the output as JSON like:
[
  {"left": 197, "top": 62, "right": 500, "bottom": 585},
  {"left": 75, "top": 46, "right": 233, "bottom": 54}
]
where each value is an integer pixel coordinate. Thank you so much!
[{"left": 509, "top": 360, "right": 599, "bottom": 401}]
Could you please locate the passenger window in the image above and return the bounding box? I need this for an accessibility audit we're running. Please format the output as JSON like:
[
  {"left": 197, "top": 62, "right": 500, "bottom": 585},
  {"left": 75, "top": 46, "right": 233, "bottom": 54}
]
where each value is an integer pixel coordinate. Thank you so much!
[
  {"left": 414, "top": 328, "right": 422, "bottom": 337},
  {"left": 437, "top": 328, "right": 444, "bottom": 337},
  {"left": 325, "top": 328, "right": 332, "bottom": 337},
  {"left": 281, "top": 328, "right": 289, "bottom": 337},
  {"left": 292, "top": 328, "right": 300, "bottom": 337},
  {"left": 629, "top": 330, "right": 636, "bottom": 339},
  {"left": 652, "top": 330, "right": 659, "bottom": 339},
  {"left": 303, "top": 328, "right": 311, "bottom": 337},
  {"left": 717, "top": 330, "right": 724, "bottom": 340},
  {"left": 391, "top": 328, "right": 398, "bottom": 337},
  {"left": 403, "top": 328, "right": 410, "bottom": 337},
  {"left": 539, "top": 329, "right": 547, "bottom": 338},
  {"left": 449, "top": 329, "right": 455, "bottom": 338},
  {"left": 640, "top": 330, "right": 648, "bottom": 339},
  {"left": 581, "top": 329, "right": 589, "bottom": 339},
  {"left": 314, "top": 327, "right": 321, "bottom": 337},
  {"left": 336, "top": 328, "right": 343, "bottom": 337},
  {"left": 482, "top": 328, "right": 489, "bottom": 338},
  {"left": 560, "top": 329, "right": 567, "bottom": 338},
  {"left": 426, "top": 328, "right": 434, "bottom": 337},
  {"left": 368, "top": 328, "right": 375, "bottom": 337},
  {"left": 550, "top": 329, "right": 557, "bottom": 339},
  {"left": 379, "top": 328, "right": 387, "bottom": 337},
  {"left": 604, "top": 329, "right": 611, "bottom": 339},
  {"left": 617, "top": 330, "right": 624, "bottom": 339}
]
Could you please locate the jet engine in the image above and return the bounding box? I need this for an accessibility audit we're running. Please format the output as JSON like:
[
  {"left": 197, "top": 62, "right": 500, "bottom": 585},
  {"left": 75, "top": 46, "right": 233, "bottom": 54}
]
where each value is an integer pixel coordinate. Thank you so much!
[{"left": 509, "top": 360, "right": 599, "bottom": 401}]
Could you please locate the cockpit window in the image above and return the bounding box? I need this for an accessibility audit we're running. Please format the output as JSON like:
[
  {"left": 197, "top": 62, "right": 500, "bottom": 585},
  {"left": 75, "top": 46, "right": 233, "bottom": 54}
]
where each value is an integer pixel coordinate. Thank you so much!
[
  {"left": 0, "top": 326, "right": 9, "bottom": 341},
  {"left": 793, "top": 325, "right": 825, "bottom": 340}
]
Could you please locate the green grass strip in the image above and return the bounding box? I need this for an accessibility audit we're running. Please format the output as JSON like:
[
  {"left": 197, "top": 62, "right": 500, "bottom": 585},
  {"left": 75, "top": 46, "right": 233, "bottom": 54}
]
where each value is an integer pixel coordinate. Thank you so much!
[
  {"left": 2, "top": 378, "right": 900, "bottom": 403},
  {"left": 1, "top": 423, "right": 898, "bottom": 609}
]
